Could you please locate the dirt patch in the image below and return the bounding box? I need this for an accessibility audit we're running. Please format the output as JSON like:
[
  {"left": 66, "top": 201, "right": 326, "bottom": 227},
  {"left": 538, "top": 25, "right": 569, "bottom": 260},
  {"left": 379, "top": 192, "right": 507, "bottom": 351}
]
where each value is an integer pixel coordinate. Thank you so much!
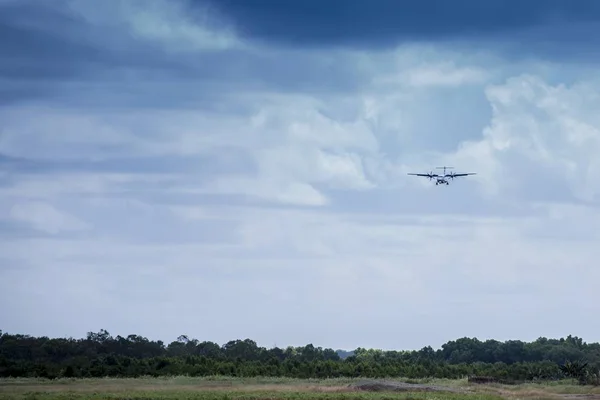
[{"left": 349, "top": 380, "right": 465, "bottom": 394}]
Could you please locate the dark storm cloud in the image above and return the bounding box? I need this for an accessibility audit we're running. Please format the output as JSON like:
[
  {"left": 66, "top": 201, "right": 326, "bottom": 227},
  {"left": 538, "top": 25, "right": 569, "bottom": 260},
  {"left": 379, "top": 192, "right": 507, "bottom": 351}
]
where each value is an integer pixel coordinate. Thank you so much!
[
  {"left": 0, "top": 0, "right": 187, "bottom": 104},
  {"left": 0, "top": 0, "right": 368, "bottom": 106},
  {"left": 20, "top": 49, "right": 367, "bottom": 109},
  {"left": 0, "top": 9, "right": 202, "bottom": 84},
  {"left": 4, "top": 0, "right": 600, "bottom": 108},
  {"left": 201, "top": 0, "right": 600, "bottom": 57},
  {"left": 0, "top": 1, "right": 117, "bottom": 79}
]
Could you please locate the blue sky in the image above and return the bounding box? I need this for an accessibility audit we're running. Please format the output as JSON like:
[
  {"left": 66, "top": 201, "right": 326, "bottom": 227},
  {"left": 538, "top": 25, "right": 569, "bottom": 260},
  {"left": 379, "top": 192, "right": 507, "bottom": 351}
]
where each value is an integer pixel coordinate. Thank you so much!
[{"left": 2, "top": 0, "right": 600, "bottom": 351}]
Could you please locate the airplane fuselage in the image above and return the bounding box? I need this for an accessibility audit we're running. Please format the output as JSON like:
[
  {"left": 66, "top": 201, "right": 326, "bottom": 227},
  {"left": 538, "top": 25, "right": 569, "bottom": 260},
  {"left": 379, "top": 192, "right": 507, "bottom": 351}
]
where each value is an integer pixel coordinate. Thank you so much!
[{"left": 436, "top": 178, "right": 449, "bottom": 185}]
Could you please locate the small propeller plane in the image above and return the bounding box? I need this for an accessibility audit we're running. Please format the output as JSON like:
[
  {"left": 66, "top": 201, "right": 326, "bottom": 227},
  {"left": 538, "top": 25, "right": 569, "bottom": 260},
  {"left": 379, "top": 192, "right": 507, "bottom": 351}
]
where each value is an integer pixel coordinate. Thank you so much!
[{"left": 407, "top": 166, "right": 476, "bottom": 186}]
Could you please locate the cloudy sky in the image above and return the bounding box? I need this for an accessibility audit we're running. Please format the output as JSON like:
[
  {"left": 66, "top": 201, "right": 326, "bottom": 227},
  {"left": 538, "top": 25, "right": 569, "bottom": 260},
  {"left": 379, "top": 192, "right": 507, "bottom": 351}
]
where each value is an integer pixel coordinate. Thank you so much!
[{"left": 2, "top": 0, "right": 600, "bottom": 351}]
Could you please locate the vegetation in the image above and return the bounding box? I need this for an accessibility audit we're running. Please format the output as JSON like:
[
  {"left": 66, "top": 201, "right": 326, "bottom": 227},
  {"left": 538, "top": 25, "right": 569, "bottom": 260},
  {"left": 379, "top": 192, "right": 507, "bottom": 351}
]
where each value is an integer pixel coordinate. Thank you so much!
[
  {"left": 0, "top": 391, "right": 504, "bottom": 400},
  {"left": 0, "top": 376, "right": 506, "bottom": 400},
  {"left": 1, "top": 330, "right": 599, "bottom": 385},
  {"left": 3, "top": 375, "right": 600, "bottom": 400}
]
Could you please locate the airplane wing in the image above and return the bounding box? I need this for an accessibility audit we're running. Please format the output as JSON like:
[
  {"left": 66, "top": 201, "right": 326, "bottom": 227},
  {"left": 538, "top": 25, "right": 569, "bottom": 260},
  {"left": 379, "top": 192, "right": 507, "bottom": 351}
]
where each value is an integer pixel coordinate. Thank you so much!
[
  {"left": 448, "top": 173, "right": 476, "bottom": 177},
  {"left": 408, "top": 173, "right": 438, "bottom": 178}
]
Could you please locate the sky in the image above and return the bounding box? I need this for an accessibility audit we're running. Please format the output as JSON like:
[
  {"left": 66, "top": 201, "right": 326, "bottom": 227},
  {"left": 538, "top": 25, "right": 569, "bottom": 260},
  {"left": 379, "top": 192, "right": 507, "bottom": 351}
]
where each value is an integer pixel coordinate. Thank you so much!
[{"left": 2, "top": 0, "right": 600, "bottom": 351}]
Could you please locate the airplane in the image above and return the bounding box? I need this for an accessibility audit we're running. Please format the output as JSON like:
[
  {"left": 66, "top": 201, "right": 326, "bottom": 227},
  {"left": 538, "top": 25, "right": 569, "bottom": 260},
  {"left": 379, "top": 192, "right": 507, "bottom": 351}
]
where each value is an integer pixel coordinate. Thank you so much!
[{"left": 407, "top": 166, "right": 476, "bottom": 185}]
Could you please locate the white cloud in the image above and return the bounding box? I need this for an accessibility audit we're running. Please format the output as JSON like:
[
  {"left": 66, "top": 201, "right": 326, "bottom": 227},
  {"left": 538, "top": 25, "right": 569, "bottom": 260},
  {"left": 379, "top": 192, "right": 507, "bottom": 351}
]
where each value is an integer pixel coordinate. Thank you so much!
[
  {"left": 202, "top": 177, "right": 330, "bottom": 207},
  {"left": 450, "top": 74, "right": 600, "bottom": 202},
  {"left": 1, "top": 172, "right": 177, "bottom": 199},
  {"left": 2, "top": 201, "right": 598, "bottom": 349},
  {"left": 406, "top": 62, "right": 489, "bottom": 87},
  {"left": 0, "top": 107, "right": 143, "bottom": 161},
  {"left": 8, "top": 201, "right": 91, "bottom": 234},
  {"left": 370, "top": 49, "right": 493, "bottom": 88}
]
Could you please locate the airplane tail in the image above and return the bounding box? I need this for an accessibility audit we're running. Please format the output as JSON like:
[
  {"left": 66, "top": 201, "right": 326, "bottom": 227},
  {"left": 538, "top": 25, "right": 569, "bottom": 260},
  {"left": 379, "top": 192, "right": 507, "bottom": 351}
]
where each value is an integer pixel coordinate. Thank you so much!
[{"left": 436, "top": 166, "right": 454, "bottom": 178}]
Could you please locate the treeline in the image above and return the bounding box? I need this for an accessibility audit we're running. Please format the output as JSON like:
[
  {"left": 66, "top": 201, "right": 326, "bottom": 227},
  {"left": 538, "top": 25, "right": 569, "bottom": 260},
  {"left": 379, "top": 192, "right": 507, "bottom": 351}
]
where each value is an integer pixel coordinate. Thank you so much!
[{"left": 1, "top": 330, "right": 599, "bottom": 384}]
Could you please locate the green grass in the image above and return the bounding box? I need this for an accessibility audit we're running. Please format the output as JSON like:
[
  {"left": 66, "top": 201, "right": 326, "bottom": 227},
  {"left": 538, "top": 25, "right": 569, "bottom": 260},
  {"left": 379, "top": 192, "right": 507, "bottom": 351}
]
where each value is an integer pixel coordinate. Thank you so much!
[
  {"left": 0, "top": 376, "right": 472, "bottom": 388},
  {"left": 1, "top": 376, "right": 599, "bottom": 400},
  {"left": 0, "top": 391, "right": 505, "bottom": 400}
]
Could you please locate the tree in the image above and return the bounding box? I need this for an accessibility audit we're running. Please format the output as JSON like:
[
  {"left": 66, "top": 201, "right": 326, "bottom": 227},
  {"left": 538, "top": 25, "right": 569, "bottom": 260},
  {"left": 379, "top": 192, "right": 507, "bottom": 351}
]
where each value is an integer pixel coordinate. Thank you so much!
[{"left": 560, "top": 360, "right": 588, "bottom": 384}]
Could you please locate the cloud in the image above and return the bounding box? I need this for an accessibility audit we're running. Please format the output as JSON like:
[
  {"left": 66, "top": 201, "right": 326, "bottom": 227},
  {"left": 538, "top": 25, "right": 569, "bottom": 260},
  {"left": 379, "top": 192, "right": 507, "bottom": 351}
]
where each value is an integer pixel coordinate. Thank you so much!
[
  {"left": 405, "top": 62, "right": 489, "bottom": 87},
  {"left": 1, "top": 0, "right": 600, "bottom": 350},
  {"left": 2, "top": 201, "right": 598, "bottom": 349},
  {"left": 67, "top": 0, "right": 241, "bottom": 52},
  {"left": 200, "top": 0, "right": 600, "bottom": 60},
  {"left": 7, "top": 201, "right": 91, "bottom": 234},
  {"left": 451, "top": 74, "right": 600, "bottom": 203}
]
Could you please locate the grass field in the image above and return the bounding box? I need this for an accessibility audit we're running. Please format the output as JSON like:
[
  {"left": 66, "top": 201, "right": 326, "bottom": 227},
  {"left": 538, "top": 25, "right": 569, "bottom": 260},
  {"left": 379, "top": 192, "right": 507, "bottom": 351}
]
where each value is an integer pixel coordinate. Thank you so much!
[{"left": 1, "top": 376, "right": 600, "bottom": 400}]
